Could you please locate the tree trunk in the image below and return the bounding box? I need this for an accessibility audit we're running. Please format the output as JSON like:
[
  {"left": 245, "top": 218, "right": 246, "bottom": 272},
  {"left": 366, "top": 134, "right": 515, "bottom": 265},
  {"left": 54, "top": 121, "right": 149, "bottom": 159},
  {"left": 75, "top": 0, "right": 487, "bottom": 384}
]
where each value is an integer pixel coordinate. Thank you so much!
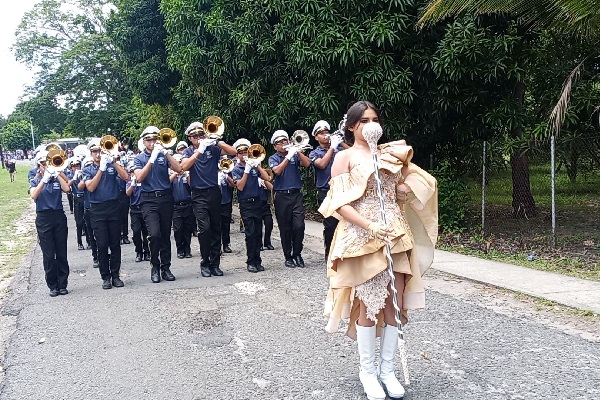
[{"left": 511, "top": 152, "right": 537, "bottom": 218}]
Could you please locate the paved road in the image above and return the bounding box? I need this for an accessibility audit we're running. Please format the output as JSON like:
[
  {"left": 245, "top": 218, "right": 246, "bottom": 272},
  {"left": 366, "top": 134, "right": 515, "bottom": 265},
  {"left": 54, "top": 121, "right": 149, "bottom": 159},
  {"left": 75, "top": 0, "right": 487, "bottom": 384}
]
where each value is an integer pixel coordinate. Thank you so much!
[{"left": 0, "top": 208, "right": 599, "bottom": 399}]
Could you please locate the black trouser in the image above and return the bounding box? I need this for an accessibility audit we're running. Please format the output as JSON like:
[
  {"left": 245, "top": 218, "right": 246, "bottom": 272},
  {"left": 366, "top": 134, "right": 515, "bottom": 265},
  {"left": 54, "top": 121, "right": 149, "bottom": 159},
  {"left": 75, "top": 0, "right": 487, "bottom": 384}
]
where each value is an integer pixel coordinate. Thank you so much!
[
  {"left": 259, "top": 200, "right": 273, "bottom": 247},
  {"left": 192, "top": 186, "right": 221, "bottom": 268},
  {"left": 239, "top": 198, "right": 263, "bottom": 267},
  {"left": 118, "top": 192, "right": 130, "bottom": 239},
  {"left": 130, "top": 205, "right": 149, "bottom": 256},
  {"left": 274, "top": 190, "right": 305, "bottom": 260},
  {"left": 141, "top": 192, "right": 174, "bottom": 271},
  {"left": 221, "top": 201, "right": 232, "bottom": 247},
  {"left": 36, "top": 210, "right": 69, "bottom": 290},
  {"left": 84, "top": 207, "right": 97, "bottom": 260},
  {"left": 318, "top": 189, "right": 339, "bottom": 258},
  {"left": 173, "top": 202, "right": 194, "bottom": 255},
  {"left": 67, "top": 192, "right": 74, "bottom": 213},
  {"left": 73, "top": 196, "right": 85, "bottom": 246},
  {"left": 90, "top": 200, "right": 121, "bottom": 280}
]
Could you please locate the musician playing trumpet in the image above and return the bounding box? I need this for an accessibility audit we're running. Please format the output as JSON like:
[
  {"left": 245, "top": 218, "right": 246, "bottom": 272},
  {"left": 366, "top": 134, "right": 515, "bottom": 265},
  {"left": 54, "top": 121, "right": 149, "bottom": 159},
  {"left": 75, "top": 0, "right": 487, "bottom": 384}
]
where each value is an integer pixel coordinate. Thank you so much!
[
  {"left": 181, "top": 120, "right": 236, "bottom": 278},
  {"left": 30, "top": 150, "right": 72, "bottom": 297},
  {"left": 268, "top": 130, "right": 311, "bottom": 268},
  {"left": 231, "top": 139, "right": 271, "bottom": 272},
  {"left": 133, "top": 126, "right": 182, "bottom": 284}
]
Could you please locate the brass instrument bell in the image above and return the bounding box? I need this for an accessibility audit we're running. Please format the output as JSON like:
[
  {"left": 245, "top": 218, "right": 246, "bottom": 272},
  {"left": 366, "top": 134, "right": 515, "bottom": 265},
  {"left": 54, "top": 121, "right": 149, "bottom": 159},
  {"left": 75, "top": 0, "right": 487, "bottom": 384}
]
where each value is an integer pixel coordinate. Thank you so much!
[
  {"left": 158, "top": 128, "right": 177, "bottom": 148},
  {"left": 285, "top": 130, "right": 312, "bottom": 151},
  {"left": 218, "top": 157, "right": 234, "bottom": 173},
  {"left": 247, "top": 144, "right": 266, "bottom": 163},
  {"left": 46, "top": 148, "right": 68, "bottom": 173},
  {"left": 100, "top": 134, "right": 120, "bottom": 156},
  {"left": 203, "top": 116, "right": 225, "bottom": 139}
]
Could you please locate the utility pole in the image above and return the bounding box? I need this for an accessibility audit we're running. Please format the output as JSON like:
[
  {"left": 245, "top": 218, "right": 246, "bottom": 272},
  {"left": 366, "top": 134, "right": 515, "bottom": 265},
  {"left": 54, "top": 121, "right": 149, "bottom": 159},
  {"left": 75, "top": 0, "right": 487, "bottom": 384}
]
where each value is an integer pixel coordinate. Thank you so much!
[{"left": 30, "top": 117, "right": 36, "bottom": 150}]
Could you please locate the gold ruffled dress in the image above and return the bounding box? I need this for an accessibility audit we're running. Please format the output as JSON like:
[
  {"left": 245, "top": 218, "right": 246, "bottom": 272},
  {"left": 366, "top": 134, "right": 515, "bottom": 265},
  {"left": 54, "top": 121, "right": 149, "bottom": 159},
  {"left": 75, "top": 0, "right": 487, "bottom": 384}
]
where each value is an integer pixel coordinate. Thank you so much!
[{"left": 318, "top": 141, "right": 438, "bottom": 339}]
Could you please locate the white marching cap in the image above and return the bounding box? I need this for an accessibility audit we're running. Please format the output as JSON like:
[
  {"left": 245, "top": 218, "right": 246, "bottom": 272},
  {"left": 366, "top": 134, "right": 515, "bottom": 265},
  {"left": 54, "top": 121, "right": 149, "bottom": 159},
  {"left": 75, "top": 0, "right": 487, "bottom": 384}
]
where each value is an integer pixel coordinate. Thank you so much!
[
  {"left": 87, "top": 138, "right": 101, "bottom": 151},
  {"left": 270, "top": 130, "right": 289, "bottom": 144},
  {"left": 311, "top": 120, "right": 330, "bottom": 136},
  {"left": 141, "top": 126, "right": 160, "bottom": 139},
  {"left": 35, "top": 150, "right": 49, "bottom": 165},
  {"left": 185, "top": 121, "right": 204, "bottom": 136},
  {"left": 176, "top": 141, "right": 188, "bottom": 151},
  {"left": 82, "top": 156, "right": 94, "bottom": 167},
  {"left": 232, "top": 138, "right": 251, "bottom": 150}
]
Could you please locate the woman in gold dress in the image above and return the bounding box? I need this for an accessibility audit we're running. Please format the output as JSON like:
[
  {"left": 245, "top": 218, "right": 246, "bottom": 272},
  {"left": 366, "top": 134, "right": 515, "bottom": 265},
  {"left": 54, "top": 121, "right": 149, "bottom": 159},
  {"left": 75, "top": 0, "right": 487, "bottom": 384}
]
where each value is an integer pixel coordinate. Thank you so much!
[{"left": 319, "top": 101, "right": 438, "bottom": 400}]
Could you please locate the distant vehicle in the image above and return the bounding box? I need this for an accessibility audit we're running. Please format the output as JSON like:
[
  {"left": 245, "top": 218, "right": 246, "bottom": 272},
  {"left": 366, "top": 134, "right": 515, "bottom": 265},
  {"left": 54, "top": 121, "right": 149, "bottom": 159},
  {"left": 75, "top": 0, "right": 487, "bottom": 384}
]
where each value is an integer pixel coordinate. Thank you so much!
[{"left": 42, "top": 138, "right": 86, "bottom": 151}]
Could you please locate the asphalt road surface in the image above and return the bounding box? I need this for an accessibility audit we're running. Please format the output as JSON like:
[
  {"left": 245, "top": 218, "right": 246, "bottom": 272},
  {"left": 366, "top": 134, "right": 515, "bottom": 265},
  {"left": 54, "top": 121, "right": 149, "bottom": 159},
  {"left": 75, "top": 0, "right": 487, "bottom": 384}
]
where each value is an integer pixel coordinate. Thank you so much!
[{"left": 0, "top": 208, "right": 599, "bottom": 399}]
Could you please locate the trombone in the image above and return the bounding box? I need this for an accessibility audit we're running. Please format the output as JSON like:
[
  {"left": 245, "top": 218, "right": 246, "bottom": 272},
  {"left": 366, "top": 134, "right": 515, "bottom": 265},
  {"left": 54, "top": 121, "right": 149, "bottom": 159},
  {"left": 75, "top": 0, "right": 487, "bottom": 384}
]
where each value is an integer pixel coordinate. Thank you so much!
[
  {"left": 203, "top": 116, "right": 224, "bottom": 139},
  {"left": 157, "top": 128, "right": 177, "bottom": 148},
  {"left": 218, "top": 157, "right": 235, "bottom": 173},
  {"left": 247, "top": 144, "right": 266, "bottom": 163},
  {"left": 283, "top": 130, "right": 312, "bottom": 151},
  {"left": 100, "top": 134, "right": 120, "bottom": 157},
  {"left": 45, "top": 144, "right": 68, "bottom": 174}
]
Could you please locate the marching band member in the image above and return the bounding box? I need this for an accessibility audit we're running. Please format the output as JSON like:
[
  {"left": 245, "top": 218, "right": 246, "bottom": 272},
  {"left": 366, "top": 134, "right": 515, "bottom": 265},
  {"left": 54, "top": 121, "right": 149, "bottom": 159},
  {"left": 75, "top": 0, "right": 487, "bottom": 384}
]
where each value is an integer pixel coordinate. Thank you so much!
[
  {"left": 83, "top": 139, "right": 130, "bottom": 289},
  {"left": 64, "top": 160, "right": 74, "bottom": 214},
  {"left": 68, "top": 158, "right": 87, "bottom": 250},
  {"left": 309, "top": 120, "right": 347, "bottom": 259},
  {"left": 30, "top": 154, "right": 71, "bottom": 297},
  {"left": 133, "top": 126, "right": 182, "bottom": 283},
  {"left": 181, "top": 121, "right": 236, "bottom": 278},
  {"left": 117, "top": 169, "right": 131, "bottom": 245},
  {"left": 231, "top": 139, "right": 271, "bottom": 272},
  {"left": 219, "top": 157, "right": 235, "bottom": 254},
  {"left": 170, "top": 155, "right": 194, "bottom": 259},
  {"left": 268, "top": 130, "right": 311, "bottom": 268},
  {"left": 125, "top": 164, "right": 149, "bottom": 262},
  {"left": 176, "top": 140, "right": 198, "bottom": 239}
]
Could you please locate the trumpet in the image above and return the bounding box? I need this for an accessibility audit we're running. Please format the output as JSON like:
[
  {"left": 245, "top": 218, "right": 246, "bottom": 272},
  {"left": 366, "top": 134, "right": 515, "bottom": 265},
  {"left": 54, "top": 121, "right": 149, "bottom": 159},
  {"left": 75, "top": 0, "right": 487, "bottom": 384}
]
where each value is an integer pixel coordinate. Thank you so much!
[
  {"left": 100, "top": 134, "right": 120, "bottom": 157},
  {"left": 46, "top": 146, "right": 68, "bottom": 174},
  {"left": 203, "top": 116, "right": 224, "bottom": 139},
  {"left": 247, "top": 144, "right": 266, "bottom": 163},
  {"left": 283, "top": 130, "right": 312, "bottom": 151},
  {"left": 218, "top": 157, "right": 235, "bottom": 173},
  {"left": 158, "top": 128, "right": 177, "bottom": 148}
]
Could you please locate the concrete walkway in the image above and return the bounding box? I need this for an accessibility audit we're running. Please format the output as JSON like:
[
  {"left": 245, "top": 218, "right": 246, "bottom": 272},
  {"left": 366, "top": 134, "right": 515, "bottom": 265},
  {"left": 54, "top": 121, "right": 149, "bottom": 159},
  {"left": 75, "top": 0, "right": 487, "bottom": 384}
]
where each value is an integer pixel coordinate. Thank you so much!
[{"left": 235, "top": 206, "right": 600, "bottom": 315}]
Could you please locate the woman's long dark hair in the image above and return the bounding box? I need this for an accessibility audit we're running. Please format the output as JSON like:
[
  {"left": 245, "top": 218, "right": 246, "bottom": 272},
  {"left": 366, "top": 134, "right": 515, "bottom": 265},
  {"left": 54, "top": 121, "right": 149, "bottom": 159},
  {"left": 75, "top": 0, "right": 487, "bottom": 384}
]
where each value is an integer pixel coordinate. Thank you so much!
[{"left": 343, "top": 101, "right": 382, "bottom": 145}]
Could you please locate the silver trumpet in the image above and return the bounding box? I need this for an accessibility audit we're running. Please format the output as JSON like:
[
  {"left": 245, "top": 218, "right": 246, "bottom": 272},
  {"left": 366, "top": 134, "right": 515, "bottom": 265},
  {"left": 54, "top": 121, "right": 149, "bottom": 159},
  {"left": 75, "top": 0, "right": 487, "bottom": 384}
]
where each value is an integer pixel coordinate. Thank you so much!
[{"left": 283, "top": 130, "right": 312, "bottom": 151}]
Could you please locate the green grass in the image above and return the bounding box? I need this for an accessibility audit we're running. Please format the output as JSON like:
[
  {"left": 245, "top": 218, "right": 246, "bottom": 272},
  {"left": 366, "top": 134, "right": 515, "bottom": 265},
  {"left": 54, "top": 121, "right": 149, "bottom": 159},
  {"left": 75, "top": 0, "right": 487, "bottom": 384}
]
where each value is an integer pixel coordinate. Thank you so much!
[{"left": 0, "top": 163, "right": 36, "bottom": 282}]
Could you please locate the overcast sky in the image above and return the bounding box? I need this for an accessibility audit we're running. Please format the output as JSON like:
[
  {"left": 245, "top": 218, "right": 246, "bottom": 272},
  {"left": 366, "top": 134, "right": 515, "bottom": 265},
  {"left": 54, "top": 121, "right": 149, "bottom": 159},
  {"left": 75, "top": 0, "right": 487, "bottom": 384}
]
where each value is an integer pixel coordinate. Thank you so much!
[{"left": 1, "top": 0, "right": 40, "bottom": 118}]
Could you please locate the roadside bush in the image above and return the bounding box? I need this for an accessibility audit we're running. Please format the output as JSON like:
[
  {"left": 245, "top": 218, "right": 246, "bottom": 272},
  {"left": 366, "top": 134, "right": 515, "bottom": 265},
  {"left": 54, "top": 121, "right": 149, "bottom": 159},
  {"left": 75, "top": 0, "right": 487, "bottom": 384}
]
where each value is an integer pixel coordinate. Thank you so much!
[{"left": 432, "top": 161, "right": 470, "bottom": 233}]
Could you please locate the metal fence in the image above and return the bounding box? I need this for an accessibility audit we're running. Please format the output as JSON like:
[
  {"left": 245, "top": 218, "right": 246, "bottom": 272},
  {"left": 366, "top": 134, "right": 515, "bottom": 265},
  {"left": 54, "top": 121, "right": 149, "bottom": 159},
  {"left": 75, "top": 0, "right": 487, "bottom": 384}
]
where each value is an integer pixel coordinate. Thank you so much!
[{"left": 478, "top": 137, "right": 600, "bottom": 261}]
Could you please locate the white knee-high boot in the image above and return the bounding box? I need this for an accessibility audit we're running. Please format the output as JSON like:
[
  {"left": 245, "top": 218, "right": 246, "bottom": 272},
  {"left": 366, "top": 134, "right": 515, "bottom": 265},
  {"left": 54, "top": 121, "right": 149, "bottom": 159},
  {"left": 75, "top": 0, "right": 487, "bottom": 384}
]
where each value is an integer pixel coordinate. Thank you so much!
[
  {"left": 356, "top": 323, "right": 386, "bottom": 400},
  {"left": 379, "top": 324, "right": 406, "bottom": 399}
]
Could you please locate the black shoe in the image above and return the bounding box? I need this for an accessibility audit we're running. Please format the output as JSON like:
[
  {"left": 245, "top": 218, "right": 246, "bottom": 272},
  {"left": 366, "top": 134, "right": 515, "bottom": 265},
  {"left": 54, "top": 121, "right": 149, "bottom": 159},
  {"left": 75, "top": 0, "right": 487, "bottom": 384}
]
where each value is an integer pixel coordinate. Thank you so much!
[
  {"left": 256, "top": 264, "right": 265, "bottom": 272},
  {"left": 184, "top": 252, "right": 192, "bottom": 258},
  {"left": 49, "top": 288, "right": 60, "bottom": 297},
  {"left": 161, "top": 268, "right": 176, "bottom": 281},
  {"left": 177, "top": 252, "right": 185, "bottom": 259},
  {"left": 200, "top": 266, "right": 212, "bottom": 277},
  {"left": 93, "top": 259, "right": 99, "bottom": 268},
  {"left": 265, "top": 244, "right": 275, "bottom": 250},
  {"left": 135, "top": 253, "right": 142, "bottom": 262},
  {"left": 112, "top": 277, "right": 124, "bottom": 287},
  {"left": 260, "top": 246, "right": 265, "bottom": 251},
  {"left": 284, "top": 259, "right": 295, "bottom": 268},
  {"left": 102, "top": 279, "right": 112, "bottom": 290},
  {"left": 210, "top": 266, "right": 224, "bottom": 276},
  {"left": 143, "top": 253, "right": 150, "bottom": 261},
  {"left": 151, "top": 268, "right": 161, "bottom": 283},
  {"left": 59, "top": 288, "right": 69, "bottom": 295},
  {"left": 247, "top": 264, "right": 258, "bottom": 273},
  {"left": 294, "top": 255, "right": 305, "bottom": 268},
  {"left": 122, "top": 237, "right": 131, "bottom": 244},
  {"left": 77, "top": 244, "right": 84, "bottom": 250},
  {"left": 223, "top": 245, "right": 232, "bottom": 253}
]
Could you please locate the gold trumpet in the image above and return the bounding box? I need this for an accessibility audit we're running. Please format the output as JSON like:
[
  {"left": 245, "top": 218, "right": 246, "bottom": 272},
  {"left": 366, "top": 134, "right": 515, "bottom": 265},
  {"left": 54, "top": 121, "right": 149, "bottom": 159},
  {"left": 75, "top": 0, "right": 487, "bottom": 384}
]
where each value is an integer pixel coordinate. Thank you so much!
[
  {"left": 46, "top": 147, "right": 68, "bottom": 173},
  {"left": 158, "top": 128, "right": 177, "bottom": 148},
  {"left": 203, "top": 116, "right": 224, "bottom": 139},
  {"left": 218, "top": 157, "right": 235, "bottom": 173},
  {"left": 247, "top": 144, "right": 266, "bottom": 163},
  {"left": 100, "top": 134, "right": 120, "bottom": 157}
]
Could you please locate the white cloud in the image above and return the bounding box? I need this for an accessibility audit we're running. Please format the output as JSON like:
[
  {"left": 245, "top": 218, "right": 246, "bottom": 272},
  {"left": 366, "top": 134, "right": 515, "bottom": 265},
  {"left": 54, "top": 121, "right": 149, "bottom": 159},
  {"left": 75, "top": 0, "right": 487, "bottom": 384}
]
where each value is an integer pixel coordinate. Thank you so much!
[{"left": 0, "top": 0, "right": 41, "bottom": 118}]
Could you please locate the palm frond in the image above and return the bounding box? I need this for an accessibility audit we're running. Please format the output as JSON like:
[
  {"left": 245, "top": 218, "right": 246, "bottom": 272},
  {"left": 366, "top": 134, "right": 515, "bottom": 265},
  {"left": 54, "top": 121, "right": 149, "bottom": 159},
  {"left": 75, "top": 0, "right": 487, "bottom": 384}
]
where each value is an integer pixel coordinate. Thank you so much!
[{"left": 548, "top": 60, "right": 584, "bottom": 137}]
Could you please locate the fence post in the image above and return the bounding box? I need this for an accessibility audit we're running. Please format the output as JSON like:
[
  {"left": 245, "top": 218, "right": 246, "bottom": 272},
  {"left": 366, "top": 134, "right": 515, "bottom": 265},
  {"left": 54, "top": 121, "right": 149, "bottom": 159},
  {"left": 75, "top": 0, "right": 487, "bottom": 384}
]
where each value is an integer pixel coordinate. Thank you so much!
[
  {"left": 482, "top": 141, "right": 487, "bottom": 236},
  {"left": 551, "top": 135, "right": 556, "bottom": 247}
]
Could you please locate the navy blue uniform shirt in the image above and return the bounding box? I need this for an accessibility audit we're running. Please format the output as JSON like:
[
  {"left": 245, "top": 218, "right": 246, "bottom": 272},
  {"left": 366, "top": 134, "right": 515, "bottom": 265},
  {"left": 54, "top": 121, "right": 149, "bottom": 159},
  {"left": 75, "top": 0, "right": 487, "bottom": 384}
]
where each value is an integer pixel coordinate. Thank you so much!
[
  {"left": 126, "top": 181, "right": 143, "bottom": 206},
  {"left": 268, "top": 153, "right": 302, "bottom": 191},
  {"left": 231, "top": 164, "right": 262, "bottom": 200},
  {"left": 133, "top": 150, "right": 171, "bottom": 192},
  {"left": 82, "top": 163, "right": 120, "bottom": 204},
  {"left": 182, "top": 145, "right": 221, "bottom": 190},
  {"left": 31, "top": 177, "right": 63, "bottom": 212},
  {"left": 309, "top": 146, "right": 340, "bottom": 190},
  {"left": 172, "top": 176, "right": 192, "bottom": 203},
  {"left": 71, "top": 172, "right": 85, "bottom": 196}
]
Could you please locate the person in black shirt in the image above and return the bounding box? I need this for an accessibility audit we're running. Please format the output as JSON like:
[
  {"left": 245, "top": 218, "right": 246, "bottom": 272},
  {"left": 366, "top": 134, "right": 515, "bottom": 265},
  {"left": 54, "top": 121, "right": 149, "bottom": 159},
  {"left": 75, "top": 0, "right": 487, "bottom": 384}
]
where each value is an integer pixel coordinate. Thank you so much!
[{"left": 7, "top": 159, "right": 16, "bottom": 182}]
